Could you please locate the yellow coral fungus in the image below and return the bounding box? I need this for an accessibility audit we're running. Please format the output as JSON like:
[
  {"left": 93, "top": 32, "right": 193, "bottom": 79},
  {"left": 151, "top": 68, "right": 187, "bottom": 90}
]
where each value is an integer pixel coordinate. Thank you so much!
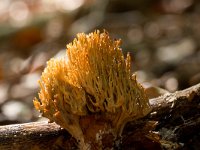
[{"left": 34, "top": 30, "right": 152, "bottom": 149}]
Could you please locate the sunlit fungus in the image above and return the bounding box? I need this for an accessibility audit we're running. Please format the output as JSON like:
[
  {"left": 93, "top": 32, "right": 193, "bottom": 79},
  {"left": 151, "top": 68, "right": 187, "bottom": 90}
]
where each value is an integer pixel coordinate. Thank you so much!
[{"left": 33, "top": 30, "right": 152, "bottom": 149}]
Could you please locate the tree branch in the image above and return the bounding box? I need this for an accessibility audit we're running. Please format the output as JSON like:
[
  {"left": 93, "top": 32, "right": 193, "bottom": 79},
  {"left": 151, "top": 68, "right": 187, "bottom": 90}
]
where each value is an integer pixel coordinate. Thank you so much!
[{"left": 0, "top": 83, "right": 200, "bottom": 150}]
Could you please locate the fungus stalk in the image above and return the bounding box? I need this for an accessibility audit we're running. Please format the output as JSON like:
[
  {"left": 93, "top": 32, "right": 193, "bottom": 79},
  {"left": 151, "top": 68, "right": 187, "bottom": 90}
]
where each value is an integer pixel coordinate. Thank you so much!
[{"left": 33, "top": 30, "right": 152, "bottom": 149}]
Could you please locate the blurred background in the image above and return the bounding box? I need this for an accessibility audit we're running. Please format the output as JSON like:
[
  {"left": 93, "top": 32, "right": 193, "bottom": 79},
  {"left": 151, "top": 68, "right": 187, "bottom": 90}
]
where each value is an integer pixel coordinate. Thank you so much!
[{"left": 0, "top": 0, "right": 200, "bottom": 125}]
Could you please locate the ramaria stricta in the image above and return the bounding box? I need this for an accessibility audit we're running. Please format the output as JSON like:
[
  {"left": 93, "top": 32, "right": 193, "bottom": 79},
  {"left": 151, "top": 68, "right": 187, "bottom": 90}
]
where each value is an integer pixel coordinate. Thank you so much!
[{"left": 33, "top": 30, "right": 152, "bottom": 150}]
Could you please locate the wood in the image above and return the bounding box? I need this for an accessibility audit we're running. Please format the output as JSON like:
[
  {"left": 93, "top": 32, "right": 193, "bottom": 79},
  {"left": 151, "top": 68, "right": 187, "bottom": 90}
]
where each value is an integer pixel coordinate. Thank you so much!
[
  {"left": 0, "top": 122, "right": 77, "bottom": 150},
  {"left": 122, "top": 83, "right": 200, "bottom": 149},
  {"left": 0, "top": 83, "right": 200, "bottom": 150}
]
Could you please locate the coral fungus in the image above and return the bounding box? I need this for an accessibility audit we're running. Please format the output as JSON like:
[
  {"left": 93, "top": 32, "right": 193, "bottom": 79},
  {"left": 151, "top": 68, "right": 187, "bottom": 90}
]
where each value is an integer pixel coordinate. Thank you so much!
[{"left": 34, "top": 30, "right": 151, "bottom": 149}]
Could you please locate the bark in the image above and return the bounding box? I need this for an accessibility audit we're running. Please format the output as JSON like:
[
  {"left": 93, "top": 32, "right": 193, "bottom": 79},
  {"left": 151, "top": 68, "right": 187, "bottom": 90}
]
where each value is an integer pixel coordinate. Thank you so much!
[
  {"left": 0, "top": 121, "right": 77, "bottom": 150},
  {"left": 0, "top": 83, "right": 200, "bottom": 150}
]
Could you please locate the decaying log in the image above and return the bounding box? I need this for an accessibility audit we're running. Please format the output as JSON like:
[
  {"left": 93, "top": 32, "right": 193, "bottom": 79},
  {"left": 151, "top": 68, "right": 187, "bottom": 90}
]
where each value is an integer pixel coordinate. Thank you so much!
[
  {"left": 0, "top": 83, "right": 200, "bottom": 150},
  {"left": 122, "top": 83, "right": 200, "bottom": 149},
  {"left": 0, "top": 121, "right": 77, "bottom": 150}
]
